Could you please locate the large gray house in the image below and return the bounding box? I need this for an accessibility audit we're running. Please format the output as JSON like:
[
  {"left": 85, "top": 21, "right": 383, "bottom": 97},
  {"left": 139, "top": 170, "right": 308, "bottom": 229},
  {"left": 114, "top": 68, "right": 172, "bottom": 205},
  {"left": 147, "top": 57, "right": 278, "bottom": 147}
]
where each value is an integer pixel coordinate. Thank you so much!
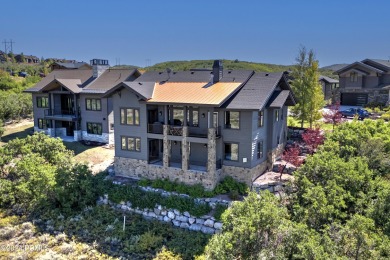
[
  {"left": 104, "top": 61, "right": 295, "bottom": 189},
  {"left": 319, "top": 75, "right": 339, "bottom": 101},
  {"left": 335, "top": 59, "right": 390, "bottom": 106},
  {"left": 25, "top": 59, "right": 141, "bottom": 144}
]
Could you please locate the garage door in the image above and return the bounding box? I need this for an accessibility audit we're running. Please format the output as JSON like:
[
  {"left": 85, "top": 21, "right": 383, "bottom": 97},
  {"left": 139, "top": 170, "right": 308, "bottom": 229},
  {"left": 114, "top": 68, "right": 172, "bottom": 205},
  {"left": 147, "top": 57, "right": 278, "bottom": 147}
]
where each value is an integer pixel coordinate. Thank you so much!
[{"left": 341, "top": 93, "right": 368, "bottom": 106}]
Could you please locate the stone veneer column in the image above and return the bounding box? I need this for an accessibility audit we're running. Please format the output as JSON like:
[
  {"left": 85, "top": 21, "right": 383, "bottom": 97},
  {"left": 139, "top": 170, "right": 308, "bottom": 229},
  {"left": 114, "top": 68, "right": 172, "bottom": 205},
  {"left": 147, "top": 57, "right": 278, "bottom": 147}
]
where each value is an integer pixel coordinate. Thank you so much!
[
  {"left": 182, "top": 126, "right": 189, "bottom": 171},
  {"left": 207, "top": 128, "right": 216, "bottom": 176},
  {"left": 163, "top": 125, "right": 171, "bottom": 167}
]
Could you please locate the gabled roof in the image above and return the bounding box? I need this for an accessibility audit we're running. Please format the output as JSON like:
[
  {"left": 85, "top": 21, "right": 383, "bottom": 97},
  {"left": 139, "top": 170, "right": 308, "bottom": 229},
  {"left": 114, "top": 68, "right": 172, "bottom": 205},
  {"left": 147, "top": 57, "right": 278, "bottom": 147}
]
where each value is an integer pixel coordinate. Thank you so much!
[
  {"left": 267, "top": 90, "right": 292, "bottom": 108},
  {"left": 336, "top": 61, "right": 384, "bottom": 74},
  {"left": 82, "top": 69, "right": 140, "bottom": 94},
  {"left": 222, "top": 72, "right": 295, "bottom": 110},
  {"left": 24, "top": 69, "right": 93, "bottom": 93},
  {"left": 319, "top": 75, "right": 339, "bottom": 84},
  {"left": 362, "top": 59, "right": 390, "bottom": 72}
]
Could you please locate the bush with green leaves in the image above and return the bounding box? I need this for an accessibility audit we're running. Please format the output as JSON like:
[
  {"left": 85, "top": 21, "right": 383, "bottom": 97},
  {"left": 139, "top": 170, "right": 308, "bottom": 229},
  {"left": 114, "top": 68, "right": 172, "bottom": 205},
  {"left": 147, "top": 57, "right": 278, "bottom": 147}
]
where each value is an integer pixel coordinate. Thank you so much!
[{"left": 214, "top": 176, "right": 248, "bottom": 196}]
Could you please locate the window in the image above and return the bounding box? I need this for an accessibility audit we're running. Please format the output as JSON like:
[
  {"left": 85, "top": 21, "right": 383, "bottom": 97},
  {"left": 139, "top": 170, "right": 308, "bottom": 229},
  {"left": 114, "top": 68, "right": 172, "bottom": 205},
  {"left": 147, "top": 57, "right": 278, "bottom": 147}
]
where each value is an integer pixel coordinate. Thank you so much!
[
  {"left": 86, "top": 98, "right": 101, "bottom": 111},
  {"left": 187, "top": 108, "right": 199, "bottom": 127},
  {"left": 350, "top": 72, "right": 358, "bottom": 82},
  {"left": 275, "top": 110, "right": 279, "bottom": 122},
  {"left": 225, "top": 111, "right": 240, "bottom": 129},
  {"left": 38, "top": 118, "right": 51, "bottom": 129},
  {"left": 224, "top": 143, "right": 239, "bottom": 161},
  {"left": 258, "top": 111, "right": 264, "bottom": 127},
  {"left": 87, "top": 122, "right": 102, "bottom": 135},
  {"left": 120, "top": 108, "right": 140, "bottom": 125},
  {"left": 173, "top": 107, "right": 184, "bottom": 126},
  {"left": 121, "top": 136, "right": 141, "bottom": 152},
  {"left": 257, "top": 141, "right": 264, "bottom": 159},
  {"left": 37, "top": 97, "right": 49, "bottom": 108}
]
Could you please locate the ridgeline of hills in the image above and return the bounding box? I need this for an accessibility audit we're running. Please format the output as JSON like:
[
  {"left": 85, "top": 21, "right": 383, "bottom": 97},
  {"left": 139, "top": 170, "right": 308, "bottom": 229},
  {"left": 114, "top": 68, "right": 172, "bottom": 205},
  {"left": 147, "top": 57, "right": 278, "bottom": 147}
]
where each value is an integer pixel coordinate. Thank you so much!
[{"left": 114, "top": 59, "right": 339, "bottom": 78}]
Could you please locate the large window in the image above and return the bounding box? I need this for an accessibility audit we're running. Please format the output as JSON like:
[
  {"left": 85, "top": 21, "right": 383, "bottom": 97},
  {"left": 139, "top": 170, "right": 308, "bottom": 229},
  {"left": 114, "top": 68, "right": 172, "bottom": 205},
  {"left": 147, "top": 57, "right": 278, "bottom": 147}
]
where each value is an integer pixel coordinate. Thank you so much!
[
  {"left": 187, "top": 108, "right": 199, "bottom": 127},
  {"left": 225, "top": 111, "right": 240, "bottom": 129},
  {"left": 37, "top": 96, "right": 49, "bottom": 108},
  {"left": 87, "top": 122, "right": 102, "bottom": 135},
  {"left": 121, "top": 136, "right": 141, "bottom": 152},
  {"left": 224, "top": 143, "right": 239, "bottom": 161},
  {"left": 38, "top": 118, "right": 51, "bottom": 129},
  {"left": 86, "top": 98, "right": 101, "bottom": 111},
  {"left": 258, "top": 110, "right": 264, "bottom": 127},
  {"left": 257, "top": 141, "right": 264, "bottom": 159},
  {"left": 120, "top": 108, "right": 140, "bottom": 125},
  {"left": 350, "top": 72, "right": 358, "bottom": 82}
]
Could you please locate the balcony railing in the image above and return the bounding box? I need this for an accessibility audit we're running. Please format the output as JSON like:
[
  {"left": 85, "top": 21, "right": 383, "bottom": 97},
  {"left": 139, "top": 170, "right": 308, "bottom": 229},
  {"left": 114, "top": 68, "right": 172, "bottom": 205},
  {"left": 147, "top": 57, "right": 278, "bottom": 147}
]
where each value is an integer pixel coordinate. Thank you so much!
[
  {"left": 147, "top": 124, "right": 221, "bottom": 138},
  {"left": 44, "top": 109, "right": 77, "bottom": 118},
  {"left": 147, "top": 123, "right": 163, "bottom": 134}
]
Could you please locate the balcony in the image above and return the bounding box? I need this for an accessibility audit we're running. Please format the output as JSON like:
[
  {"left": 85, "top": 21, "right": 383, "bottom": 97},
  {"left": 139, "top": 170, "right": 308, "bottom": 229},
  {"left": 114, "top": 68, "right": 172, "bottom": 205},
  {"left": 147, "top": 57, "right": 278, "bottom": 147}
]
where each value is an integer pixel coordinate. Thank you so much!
[
  {"left": 44, "top": 109, "right": 78, "bottom": 121},
  {"left": 147, "top": 124, "right": 221, "bottom": 138}
]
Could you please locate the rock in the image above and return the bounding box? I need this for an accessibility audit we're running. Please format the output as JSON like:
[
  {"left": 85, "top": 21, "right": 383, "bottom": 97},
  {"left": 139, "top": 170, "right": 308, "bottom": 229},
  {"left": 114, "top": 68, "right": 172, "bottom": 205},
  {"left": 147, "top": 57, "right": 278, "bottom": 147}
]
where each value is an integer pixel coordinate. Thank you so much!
[
  {"left": 173, "top": 209, "right": 180, "bottom": 215},
  {"left": 121, "top": 205, "right": 127, "bottom": 211},
  {"left": 196, "top": 218, "right": 205, "bottom": 225},
  {"left": 126, "top": 202, "right": 132, "bottom": 207},
  {"left": 161, "top": 210, "right": 167, "bottom": 216},
  {"left": 135, "top": 209, "right": 143, "bottom": 214},
  {"left": 163, "top": 216, "right": 171, "bottom": 222},
  {"left": 189, "top": 224, "right": 202, "bottom": 232},
  {"left": 148, "top": 212, "right": 157, "bottom": 218},
  {"left": 168, "top": 211, "right": 175, "bottom": 219},
  {"left": 209, "top": 202, "right": 216, "bottom": 209},
  {"left": 201, "top": 226, "right": 215, "bottom": 234},
  {"left": 204, "top": 219, "right": 214, "bottom": 228},
  {"left": 188, "top": 218, "right": 196, "bottom": 224},
  {"left": 180, "top": 222, "right": 190, "bottom": 229},
  {"left": 183, "top": 211, "right": 191, "bottom": 217},
  {"left": 215, "top": 229, "right": 222, "bottom": 234},
  {"left": 158, "top": 216, "right": 164, "bottom": 221},
  {"left": 172, "top": 220, "right": 180, "bottom": 227},
  {"left": 175, "top": 215, "right": 188, "bottom": 222},
  {"left": 214, "top": 222, "right": 223, "bottom": 230},
  {"left": 154, "top": 208, "right": 161, "bottom": 215}
]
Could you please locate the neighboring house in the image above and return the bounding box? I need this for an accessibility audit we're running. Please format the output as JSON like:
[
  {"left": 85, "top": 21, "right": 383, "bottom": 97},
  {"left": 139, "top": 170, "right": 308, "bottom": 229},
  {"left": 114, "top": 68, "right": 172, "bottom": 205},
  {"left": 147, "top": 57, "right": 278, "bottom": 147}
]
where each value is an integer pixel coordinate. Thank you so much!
[
  {"left": 15, "top": 54, "right": 40, "bottom": 63},
  {"left": 25, "top": 59, "right": 141, "bottom": 144},
  {"left": 335, "top": 59, "right": 390, "bottom": 106},
  {"left": 51, "top": 61, "right": 92, "bottom": 70},
  {"left": 104, "top": 60, "right": 295, "bottom": 189},
  {"left": 319, "top": 75, "right": 339, "bottom": 100},
  {"left": 0, "top": 51, "right": 7, "bottom": 63}
]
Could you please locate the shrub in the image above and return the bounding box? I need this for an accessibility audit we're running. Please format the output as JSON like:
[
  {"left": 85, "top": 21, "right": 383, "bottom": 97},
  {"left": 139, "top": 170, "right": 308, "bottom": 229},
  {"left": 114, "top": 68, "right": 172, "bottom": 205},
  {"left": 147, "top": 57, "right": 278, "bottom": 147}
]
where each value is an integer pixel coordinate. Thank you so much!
[
  {"left": 214, "top": 176, "right": 248, "bottom": 196},
  {"left": 137, "top": 231, "right": 164, "bottom": 252},
  {"left": 214, "top": 204, "right": 228, "bottom": 221},
  {"left": 381, "top": 113, "right": 390, "bottom": 121}
]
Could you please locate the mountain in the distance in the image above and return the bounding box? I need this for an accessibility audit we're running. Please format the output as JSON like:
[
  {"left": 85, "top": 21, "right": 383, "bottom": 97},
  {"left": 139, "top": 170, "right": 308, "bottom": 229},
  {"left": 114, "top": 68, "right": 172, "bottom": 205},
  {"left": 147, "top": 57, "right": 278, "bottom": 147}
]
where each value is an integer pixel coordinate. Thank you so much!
[{"left": 320, "top": 63, "right": 348, "bottom": 71}]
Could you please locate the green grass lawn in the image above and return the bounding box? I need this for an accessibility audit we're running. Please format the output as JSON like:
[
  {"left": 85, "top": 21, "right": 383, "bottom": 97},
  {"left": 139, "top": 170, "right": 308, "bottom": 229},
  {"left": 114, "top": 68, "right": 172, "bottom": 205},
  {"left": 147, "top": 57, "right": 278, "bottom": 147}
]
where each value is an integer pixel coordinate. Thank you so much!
[{"left": 287, "top": 116, "right": 335, "bottom": 131}]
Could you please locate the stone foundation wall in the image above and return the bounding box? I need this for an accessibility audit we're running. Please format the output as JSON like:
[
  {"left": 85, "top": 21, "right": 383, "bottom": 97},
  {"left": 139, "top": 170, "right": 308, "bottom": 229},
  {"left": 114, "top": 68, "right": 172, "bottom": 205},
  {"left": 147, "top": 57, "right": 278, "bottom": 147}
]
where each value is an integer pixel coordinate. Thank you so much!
[
  {"left": 115, "top": 157, "right": 219, "bottom": 190},
  {"left": 108, "top": 132, "right": 114, "bottom": 145},
  {"left": 74, "top": 130, "right": 82, "bottom": 141},
  {"left": 219, "top": 160, "right": 268, "bottom": 187},
  {"left": 55, "top": 128, "right": 66, "bottom": 137},
  {"left": 81, "top": 131, "right": 109, "bottom": 143}
]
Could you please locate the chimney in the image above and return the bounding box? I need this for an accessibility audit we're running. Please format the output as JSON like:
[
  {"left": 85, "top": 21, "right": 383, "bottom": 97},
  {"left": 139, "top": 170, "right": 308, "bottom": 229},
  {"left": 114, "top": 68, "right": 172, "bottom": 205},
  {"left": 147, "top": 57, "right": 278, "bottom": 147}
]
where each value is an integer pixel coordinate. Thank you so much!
[
  {"left": 90, "top": 59, "right": 109, "bottom": 78},
  {"left": 212, "top": 60, "right": 223, "bottom": 83}
]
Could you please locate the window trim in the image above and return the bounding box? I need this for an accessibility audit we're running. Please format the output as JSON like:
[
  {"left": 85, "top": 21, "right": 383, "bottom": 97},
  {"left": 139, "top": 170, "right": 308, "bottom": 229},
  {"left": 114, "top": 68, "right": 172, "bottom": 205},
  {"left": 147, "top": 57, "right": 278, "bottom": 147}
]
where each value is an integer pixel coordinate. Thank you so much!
[
  {"left": 85, "top": 98, "right": 102, "bottom": 111},
  {"left": 120, "top": 107, "right": 140, "bottom": 126},
  {"left": 120, "top": 136, "right": 141, "bottom": 152},
  {"left": 86, "top": 122, "right": 103, "bottom": 135},
  {"left": 36, "top": 96, "right": 49, "bottom": 108},
  {"left": 224, "top": 111, "right": 240, "bottom": 130},
  {"left": 257, "top": 140, "right": 264, "bottom": 159},
  {"left": 258, "top": 110, "right": 264, "bottom": 128},
  {"left": 224, "top": 142, "right": 239, "bottom": 161}
]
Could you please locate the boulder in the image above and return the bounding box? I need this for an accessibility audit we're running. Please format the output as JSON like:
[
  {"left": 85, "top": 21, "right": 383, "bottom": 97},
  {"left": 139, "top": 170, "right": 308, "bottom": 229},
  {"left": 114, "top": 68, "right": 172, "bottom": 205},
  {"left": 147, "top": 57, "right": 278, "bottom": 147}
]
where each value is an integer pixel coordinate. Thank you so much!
[
  {"left": 188, "top": 218, "right": 196, "bottom": 224},
  {"left": 196, "top": 218, "right": 205, "bottom": 225},
  {"left": 180, "top": 222, "right": 190, "bottom": 229},
  {"left": 183, "top": 211, "right": 191, "bottom": 217},
  {"left": 204, "top": 219, "right": 214, "bottom": 228},
  {"left": 163, "top": 216, "right": 171, "bottom": 222},
  {"left": 148, "top": 212, "right": 157, "bottom": 218},
  {"left": 172, "top": 220, "right": 180, "bottom": 227},
  {"left": 167, "top": 211, "right": 175, "bottom": 219},
  {"left": 154, "top": 208, "right": 161, "bottom": 215},
  {"left": 214, "top": 222, "right": 223, "bottom": 230},
  {"left": 201, "top": 226, "right": 215, "bottom": 234},
  {"left": 175, "top": 215, "right": 188, "bottom": 222},
  {"left": 173, "top": 209, "right": 180, "bottom": 215},
  {"left": 161, "top": 210, "right": 167, "bottom": 216},
  {"left": 189, "top": 224, "right": 202, "bottom": 232}
]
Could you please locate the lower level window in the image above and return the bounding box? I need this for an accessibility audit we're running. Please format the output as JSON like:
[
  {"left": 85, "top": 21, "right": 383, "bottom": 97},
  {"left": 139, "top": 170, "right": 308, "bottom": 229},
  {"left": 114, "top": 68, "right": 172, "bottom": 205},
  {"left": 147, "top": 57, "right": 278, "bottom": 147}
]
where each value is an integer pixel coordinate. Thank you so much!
[
  {"left": 87, "top": 122, "right": 102, "bottom": 135},
  {"left": 38, "top": 118, "right": 51, "bottom": 129},
  {"left": 224, "top": 143, "right": 239, "bottom": 161},
  {"left": 121, "top": 136, "right": 141, "bottom": 152},
  {"left": 257, "top": 141, "right": 264, "bottom": 159}
]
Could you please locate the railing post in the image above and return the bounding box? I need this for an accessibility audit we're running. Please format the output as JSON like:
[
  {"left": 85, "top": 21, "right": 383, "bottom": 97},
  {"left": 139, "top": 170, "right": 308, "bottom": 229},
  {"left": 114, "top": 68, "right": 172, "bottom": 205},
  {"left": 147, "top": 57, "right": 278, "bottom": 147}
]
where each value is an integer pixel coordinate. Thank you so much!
[
  {"left": 163, "top": 125, "right": 170, "bottom": 167},
  {"left": 182, "top": 126, "right": 189, "bottom": 171}
]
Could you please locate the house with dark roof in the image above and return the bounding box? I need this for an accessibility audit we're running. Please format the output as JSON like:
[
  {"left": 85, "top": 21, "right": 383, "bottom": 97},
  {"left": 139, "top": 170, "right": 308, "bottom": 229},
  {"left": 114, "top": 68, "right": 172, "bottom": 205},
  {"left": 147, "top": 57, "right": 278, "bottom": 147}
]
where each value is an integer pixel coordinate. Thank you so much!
[
  {"left": 104, "top": 60, "right": 295, "bottom": 189},
  {"left": 51, "top": 61, "right": 92, "bottom": 70},
  {"left": 319, "top": 75, "right": 339, "bottom": 100},
  {"left": 25, "top": 59, "right": 141, "bottom": 143},
  {"left": 335, "top": 59, "right": 390, "bottom": 106},
  {"left": 15, "top": 54, "right": 40, "bottom": 63}
]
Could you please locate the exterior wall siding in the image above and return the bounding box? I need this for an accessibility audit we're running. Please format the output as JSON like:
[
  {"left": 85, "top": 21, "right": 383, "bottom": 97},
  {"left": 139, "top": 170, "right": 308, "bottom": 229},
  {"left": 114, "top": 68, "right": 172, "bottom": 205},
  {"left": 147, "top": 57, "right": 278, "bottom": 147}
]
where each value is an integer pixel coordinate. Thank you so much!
[
  {"left": 79, "top": 94, "right": 110, "bottom": 133},
  {"left": 32, "top": 93, "right": 48, "bottom": 130}
]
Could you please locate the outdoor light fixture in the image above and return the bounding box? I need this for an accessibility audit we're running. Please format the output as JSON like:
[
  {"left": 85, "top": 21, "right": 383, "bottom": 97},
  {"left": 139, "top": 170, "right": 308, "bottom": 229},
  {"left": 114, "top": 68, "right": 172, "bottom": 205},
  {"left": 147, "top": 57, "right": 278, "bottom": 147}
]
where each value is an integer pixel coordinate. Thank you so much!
[{"left": 201, "top": 113, "right": 205, "bottom": 118}]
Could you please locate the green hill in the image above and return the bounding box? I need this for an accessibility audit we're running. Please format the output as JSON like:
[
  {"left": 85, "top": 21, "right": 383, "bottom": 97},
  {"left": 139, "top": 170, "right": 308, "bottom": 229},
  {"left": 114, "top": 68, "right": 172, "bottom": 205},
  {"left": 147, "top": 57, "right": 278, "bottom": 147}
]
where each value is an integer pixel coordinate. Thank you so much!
[{"left": 144, "top": 59, "right": 294, "bottom": 72}]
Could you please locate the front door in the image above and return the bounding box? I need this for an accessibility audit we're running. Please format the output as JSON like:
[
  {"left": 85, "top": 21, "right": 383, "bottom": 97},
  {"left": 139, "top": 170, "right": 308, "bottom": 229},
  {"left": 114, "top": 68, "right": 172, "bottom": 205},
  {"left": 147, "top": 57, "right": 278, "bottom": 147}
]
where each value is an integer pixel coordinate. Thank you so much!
[
  {"left": 63, "top": 121, "right": 74, "bottom": 136},
  {"left": 61, "top": 95, "right": 74, "bottom": 115}
]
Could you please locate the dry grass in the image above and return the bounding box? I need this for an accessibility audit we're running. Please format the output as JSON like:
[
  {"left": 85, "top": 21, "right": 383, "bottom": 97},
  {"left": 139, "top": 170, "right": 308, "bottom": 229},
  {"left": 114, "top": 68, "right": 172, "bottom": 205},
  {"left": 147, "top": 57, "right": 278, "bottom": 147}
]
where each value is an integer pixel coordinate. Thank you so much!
[{"left": 0, "top": 119, "right": 34, "bottom": 146}]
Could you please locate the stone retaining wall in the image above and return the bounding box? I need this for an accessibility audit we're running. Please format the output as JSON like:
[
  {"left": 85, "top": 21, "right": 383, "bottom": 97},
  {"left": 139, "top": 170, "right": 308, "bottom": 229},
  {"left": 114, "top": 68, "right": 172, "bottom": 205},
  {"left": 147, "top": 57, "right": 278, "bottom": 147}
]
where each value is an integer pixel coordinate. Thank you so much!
[
  {"left": 81, "top": 131, "right": 109, "bottom": 143},
  {"left": 97, "top": 195, "right": 223, "bottom": 235}
]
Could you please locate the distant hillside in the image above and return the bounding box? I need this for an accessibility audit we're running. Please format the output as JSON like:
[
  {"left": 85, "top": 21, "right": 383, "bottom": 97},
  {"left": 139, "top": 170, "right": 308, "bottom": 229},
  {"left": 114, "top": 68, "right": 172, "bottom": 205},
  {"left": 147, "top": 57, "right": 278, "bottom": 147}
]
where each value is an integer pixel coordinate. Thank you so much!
[
  {"left": 321, "top": 63, "right": 348, "bottom": 71},
  {"left": 144, "top": 60, "right": 293, "bottom": 72},
  {"left": 112, "top": 64, "right": 140, "bottom": 70}
]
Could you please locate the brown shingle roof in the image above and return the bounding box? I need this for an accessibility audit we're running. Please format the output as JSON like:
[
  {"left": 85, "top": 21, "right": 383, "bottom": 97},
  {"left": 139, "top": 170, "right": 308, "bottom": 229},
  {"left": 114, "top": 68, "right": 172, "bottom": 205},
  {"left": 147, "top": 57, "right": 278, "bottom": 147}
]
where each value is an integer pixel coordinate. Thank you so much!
[{"left": 82, "top": 69, "right": 139, "bottom": 93}]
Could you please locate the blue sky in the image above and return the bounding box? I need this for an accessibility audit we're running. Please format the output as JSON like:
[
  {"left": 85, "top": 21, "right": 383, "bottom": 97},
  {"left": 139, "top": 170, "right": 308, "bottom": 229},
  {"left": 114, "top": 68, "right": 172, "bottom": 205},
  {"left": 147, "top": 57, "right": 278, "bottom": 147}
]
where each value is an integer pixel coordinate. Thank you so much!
[{"left": 1, "top": 0, "right": 389, "bottom": 67}]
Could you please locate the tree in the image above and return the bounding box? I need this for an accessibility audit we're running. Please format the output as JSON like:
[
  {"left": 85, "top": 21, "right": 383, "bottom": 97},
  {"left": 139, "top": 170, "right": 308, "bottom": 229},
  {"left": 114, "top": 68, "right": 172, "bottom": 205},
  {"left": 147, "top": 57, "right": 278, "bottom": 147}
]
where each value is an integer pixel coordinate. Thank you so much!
[
  {"left": 19, "top": 52, "right": 26, "bottom": 63},
  {"left": 301, "top": 128, "right": 325, "bottom": 154},
  {"left": 323, "top": 102, "right": 343, "bottom": 130},
  {"left": 291, "top": 47, "right": 325, "bottom": 128},
  {"left": 278, "top": 145, "right": 303, "bottom": 180},
  {"left": 0, "top": 119, "right": 4, "bottom": 141}
]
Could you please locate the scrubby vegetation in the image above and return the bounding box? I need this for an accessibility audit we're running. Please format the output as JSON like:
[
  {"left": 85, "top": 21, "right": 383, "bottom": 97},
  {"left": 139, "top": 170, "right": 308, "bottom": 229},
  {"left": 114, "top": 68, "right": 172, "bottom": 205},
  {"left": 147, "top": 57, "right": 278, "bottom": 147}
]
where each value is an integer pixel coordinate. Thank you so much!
[{"left": 205, "top": 119, "right": 390, "bottom": 259}]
